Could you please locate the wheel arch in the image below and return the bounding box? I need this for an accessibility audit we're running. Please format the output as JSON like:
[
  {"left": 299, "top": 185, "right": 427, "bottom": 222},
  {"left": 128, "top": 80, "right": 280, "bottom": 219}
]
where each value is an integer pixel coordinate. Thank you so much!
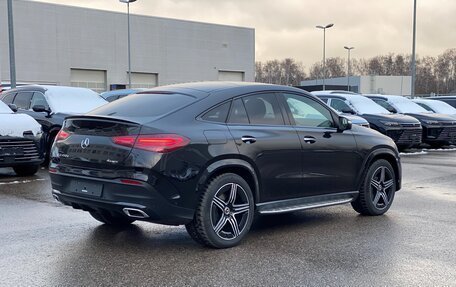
[
  {"left": 358, "top": 147, "right": 402, "bottom": 191},
  {"left": 196, "top": 158, "right": 260, "bottom": 203}
]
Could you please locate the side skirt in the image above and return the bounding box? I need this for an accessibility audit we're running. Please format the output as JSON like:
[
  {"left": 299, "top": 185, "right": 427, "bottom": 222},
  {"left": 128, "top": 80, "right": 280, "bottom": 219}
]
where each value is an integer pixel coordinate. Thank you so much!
[{"left": 256, "top": 191, "right": 359, "bottom": 215}]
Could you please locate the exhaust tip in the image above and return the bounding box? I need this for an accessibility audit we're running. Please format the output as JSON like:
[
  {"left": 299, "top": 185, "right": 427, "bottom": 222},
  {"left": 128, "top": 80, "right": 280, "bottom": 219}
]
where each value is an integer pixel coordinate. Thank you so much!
[{"left": 122, "top": 208, "right": 149, "bottom": 219}]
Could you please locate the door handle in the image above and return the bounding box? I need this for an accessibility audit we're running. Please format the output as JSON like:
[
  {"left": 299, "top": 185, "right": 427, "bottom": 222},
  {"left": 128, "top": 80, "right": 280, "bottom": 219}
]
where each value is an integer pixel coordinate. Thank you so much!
[
  {"left": 241, "top": 136, "right": 256, "bottom": 144},
  {"left": 303, "top": 136, "right": 316, "bottom": 144}
]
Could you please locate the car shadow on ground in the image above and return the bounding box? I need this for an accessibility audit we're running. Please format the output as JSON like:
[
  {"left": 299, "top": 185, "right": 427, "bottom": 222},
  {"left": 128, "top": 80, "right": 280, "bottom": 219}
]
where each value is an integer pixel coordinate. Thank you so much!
[{"left": 50, "top": 210, "right": 399, "bottom": 285}]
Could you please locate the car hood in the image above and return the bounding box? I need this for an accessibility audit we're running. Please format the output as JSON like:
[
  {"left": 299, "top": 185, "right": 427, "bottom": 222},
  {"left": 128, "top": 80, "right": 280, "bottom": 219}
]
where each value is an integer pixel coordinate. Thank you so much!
[
  {"left": 0, "top": 113, "right": 41, "bottom": 137},
  {"left": 404, "top": 113, "right": 456, "bottom": 123},
  {"left": 361, "top": 113, "right": 421, "bottom": 124}
]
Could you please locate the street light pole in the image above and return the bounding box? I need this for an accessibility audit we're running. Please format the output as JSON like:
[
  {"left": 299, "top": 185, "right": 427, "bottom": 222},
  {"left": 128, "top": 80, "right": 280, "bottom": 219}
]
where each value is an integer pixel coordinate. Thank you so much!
[
  {"left": 119, "top": 0, "right": 137, "bottom": 89},
  {"left": 7, "top": 0, "right": 16, "bottom": 89},
  {"left": 344, "top": 46, "right": 354, "bottom": 91},
  {"left": 411, "top": 0, "right": 417, "bottom": 97},
  {"left": 316, "top": 24, "right": 334, "bottom": 91}
]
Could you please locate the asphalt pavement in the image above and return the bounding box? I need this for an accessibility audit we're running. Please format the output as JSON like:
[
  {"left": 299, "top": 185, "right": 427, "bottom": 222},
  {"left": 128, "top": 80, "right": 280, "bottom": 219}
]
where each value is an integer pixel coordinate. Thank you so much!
[{"left": 0, "top": 151, "right": 455, "bottom": 286}]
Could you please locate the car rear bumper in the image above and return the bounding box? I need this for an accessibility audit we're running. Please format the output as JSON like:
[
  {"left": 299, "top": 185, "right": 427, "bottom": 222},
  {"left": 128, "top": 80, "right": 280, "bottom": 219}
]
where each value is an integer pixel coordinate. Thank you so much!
[{"left": 50, "top": 171, "right": 195, "bottom": 225}]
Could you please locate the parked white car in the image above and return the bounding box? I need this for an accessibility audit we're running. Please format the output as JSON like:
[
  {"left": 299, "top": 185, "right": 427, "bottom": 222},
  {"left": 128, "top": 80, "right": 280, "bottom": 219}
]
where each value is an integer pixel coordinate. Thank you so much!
[{"left": 0, "top": 101, "right": 44, "bottom": 176}]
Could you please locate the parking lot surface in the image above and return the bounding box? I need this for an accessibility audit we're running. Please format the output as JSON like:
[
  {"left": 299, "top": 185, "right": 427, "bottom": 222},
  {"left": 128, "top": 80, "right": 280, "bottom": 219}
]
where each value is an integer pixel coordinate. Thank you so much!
[{"left": 0, "top": 151, "right": 455, "bottom": 286}]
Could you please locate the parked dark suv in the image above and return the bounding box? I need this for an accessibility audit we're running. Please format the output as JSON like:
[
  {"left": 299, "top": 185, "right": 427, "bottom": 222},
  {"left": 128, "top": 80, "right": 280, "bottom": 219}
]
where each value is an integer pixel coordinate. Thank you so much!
[
  {"left": 366, "top": 94, "right": 456, "bottom": 148},
  {"left": 50, "top": 82, "right": 401, "bottom": 248},
  {"left": 313, "top": 91, "right": 422, "bottom": 150}
]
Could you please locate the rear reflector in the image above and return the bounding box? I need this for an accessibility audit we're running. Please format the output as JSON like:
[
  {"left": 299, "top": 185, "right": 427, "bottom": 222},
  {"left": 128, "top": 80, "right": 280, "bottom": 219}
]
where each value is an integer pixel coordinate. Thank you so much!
[
  {"left": 112, "top": 134, "right": 190, "bottom": 153},
  {"left": 120, "top": 179, "right": 144, "bottom": 186},
  {"left": 55, "top": 130, "right": 70, "bottom": 142}
]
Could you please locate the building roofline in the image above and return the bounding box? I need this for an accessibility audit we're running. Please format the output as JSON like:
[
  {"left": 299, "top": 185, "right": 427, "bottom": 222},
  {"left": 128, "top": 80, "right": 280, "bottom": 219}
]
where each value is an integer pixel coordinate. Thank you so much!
[{"left": 25, "top": 0, "right": 254, "bottom": 31}]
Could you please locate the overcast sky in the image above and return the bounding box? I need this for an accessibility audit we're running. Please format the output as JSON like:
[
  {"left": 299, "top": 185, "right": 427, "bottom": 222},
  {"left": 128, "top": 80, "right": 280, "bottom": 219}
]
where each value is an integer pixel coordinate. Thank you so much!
[{"left": 31, "top": 0, "right": 456, "bottom": 68}]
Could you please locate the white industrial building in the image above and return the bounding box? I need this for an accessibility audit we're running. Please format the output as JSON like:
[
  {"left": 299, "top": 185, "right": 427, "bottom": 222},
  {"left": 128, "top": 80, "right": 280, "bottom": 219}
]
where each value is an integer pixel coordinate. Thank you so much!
[
  {"left": 299, "top": 76, "right": 412, "bottom": 96},
  {"left": 0, "top": 0, "right": 255, "bottom": 93}
]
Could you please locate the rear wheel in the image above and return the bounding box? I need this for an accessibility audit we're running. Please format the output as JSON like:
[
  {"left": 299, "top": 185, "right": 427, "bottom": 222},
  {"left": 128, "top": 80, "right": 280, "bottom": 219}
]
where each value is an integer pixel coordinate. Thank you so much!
[
  {"left": 13, "top": 165, "right": 40, "bottom": 176},
  {"left": 352, "top": 159, "right": 396, "bottom": 216},
  {"left": 89, "top": 211, "right": 135, "bottom": 226},
  {"left": 186, "top": 173, "right": 254, "bottom": 248}
]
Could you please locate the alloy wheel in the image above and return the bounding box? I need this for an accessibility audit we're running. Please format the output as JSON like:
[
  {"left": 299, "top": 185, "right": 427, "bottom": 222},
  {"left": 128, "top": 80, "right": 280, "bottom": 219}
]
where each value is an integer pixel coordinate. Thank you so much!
[
  {"left": 210, "top": 183, "right": 250, "bottom": 240},
  {"left": 370, "top": 166, "right": 394, "bottom": 210}
]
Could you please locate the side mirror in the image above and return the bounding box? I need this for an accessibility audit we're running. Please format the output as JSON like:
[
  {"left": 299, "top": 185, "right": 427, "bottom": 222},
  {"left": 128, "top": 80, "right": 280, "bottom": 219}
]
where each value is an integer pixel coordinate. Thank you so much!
[
  {"left": 32, "top": 105, "right": 51, "bottom": 116},
  {"left": 8, "top": 104, "right": 18, "bottom": 112},
  {"left": 341, "top": 107, "right": 356, "bottom": 115},
  {"left": 338, "top": 116, "right": 352, "bottom": 132}
]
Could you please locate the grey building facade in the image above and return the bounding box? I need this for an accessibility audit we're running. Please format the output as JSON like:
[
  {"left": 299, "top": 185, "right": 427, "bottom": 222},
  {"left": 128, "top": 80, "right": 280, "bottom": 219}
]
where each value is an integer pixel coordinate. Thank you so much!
[
  {"left": 299, "top": 76, "right": 412, "bottom": 96},
  {"left": 0, "top": 0, "right": 255, "bottom": 93}
]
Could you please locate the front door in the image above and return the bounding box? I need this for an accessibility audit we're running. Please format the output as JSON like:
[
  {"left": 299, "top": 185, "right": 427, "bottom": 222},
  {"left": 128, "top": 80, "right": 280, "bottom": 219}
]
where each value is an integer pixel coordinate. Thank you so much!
[{"left": 279, "top": 92, "right": 362, "bottom": 196}]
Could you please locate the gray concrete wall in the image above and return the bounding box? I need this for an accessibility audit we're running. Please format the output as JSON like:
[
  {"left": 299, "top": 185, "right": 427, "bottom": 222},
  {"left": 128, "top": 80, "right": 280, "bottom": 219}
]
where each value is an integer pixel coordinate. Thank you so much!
[
  {"left": 300, "top": 76, "right": 412, "bottom": 96},
  {"left": 0, "top": 0, "right": 255, "bottom": 88}
]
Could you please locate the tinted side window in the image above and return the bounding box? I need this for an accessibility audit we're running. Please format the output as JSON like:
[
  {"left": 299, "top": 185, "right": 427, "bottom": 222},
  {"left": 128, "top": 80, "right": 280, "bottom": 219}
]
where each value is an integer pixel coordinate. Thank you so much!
[
  {"left": 330, "top": 98, "right": 351, "bottom": 112},
  {"left": 14, "top": 92, "right": 34, "bottom": 110},
  {"left": 373, "top": 99, "right": 394, "bottom": 110},
  {"left": 202, "top": 102, "right": 231, "bottom": 123},
  {"left": 443, "top": 99, "right": 456, "bottom": 108},
  {"left": 2, "top": 92, "right": 16, "bottom": 104},
  {"left": 416, "top": 103, "right": 434, "bottom": 112},
  {"left": 228, "top": 99, "right": 249, "bottom": 124},
  {"left": 243, "top": 93, "right": 284, "bottom": 125},
  {"left": 31, "top": 92, "right": 50, "bottom": 110},
  {"left": 319, "top": 97, "right": 329, "bottom": 104},
  {"left": 283, "top": 93, "right": 334, "bottom": 128}
]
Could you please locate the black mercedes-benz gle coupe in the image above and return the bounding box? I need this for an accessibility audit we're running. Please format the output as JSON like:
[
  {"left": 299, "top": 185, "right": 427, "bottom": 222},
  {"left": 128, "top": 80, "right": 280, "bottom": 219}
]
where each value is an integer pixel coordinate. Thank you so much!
[{"left": 50, "top": 82, "right": 402, "bottom": 248}]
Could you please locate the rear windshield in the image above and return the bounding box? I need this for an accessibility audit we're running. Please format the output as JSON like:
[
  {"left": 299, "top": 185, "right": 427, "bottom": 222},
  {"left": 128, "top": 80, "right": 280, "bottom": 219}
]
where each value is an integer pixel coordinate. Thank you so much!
[{"left": 89, "top": 93, "right": 196, "bottom": 118}]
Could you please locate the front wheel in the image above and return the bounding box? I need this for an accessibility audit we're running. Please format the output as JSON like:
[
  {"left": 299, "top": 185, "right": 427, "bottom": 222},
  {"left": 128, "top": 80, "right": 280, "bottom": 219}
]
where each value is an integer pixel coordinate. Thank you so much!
[
  {"left": 352, "top": 159, "right": 396, "bottom": 216},
  {"left": 186, "top": 173, "right": 255, "bottom": 248}
]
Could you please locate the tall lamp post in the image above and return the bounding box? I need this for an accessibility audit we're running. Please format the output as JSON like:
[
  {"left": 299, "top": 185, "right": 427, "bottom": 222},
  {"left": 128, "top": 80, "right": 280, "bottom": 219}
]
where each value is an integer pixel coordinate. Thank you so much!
[
  {"left": 119, "top": 0, "right": 136, "bottom": 89},
  {"left": 344, "top": 46, "right": 354, "bottom": 91},
  {"left": 316, "top": 23, "right": 334, "bottom": 91},
  {"left": 411, "top": 0, "right": 417, "bottom": 97},
  {"left": 7, "top": 0, "right": 16, "bottom": 89}
]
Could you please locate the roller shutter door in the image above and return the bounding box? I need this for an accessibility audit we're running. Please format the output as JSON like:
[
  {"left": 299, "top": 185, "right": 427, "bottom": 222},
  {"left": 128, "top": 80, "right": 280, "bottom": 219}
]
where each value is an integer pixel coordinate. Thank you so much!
[
  {"left": 218, "top": 71, "right": 245, "bottom": 82},
  {"left": 70, "top": 69, "right": 107, "bottom": 93},
  {"left": 131, "top": 72, "right": 158, "bottom": 89}
]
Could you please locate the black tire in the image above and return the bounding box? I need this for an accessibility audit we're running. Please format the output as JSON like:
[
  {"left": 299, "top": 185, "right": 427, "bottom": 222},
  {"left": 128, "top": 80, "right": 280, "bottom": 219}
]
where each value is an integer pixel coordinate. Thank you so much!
[
  {"left": 13, "top": 165, "right": 40, "bottom": 176},
  {"left": 351, "top": 159, "right": 396, "bottom": 216},
  {"left": 89, "top": 210, "right": 135, "bottom": 226},
  {"left": 185, "top": 173, "right": 255, "bottom": 248}
]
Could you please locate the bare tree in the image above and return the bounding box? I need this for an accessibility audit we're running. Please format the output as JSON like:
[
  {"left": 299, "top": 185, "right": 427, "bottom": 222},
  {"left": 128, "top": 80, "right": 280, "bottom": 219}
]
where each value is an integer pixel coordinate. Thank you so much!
[
  {"left": 255, "top": 58, "right": 307, "bottom": 86},
  {"left": 256, "top": 49, "right": 456, "bottom": 94}
]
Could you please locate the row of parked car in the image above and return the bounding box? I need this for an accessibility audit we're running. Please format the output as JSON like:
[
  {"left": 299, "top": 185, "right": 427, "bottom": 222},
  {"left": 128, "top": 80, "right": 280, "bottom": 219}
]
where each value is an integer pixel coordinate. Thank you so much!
[
  {"left": 311, "top": 91, "right": 456, "bottom": 150},
  {"left": 0, "top": 84, "right": 455, "bottom": 176}
]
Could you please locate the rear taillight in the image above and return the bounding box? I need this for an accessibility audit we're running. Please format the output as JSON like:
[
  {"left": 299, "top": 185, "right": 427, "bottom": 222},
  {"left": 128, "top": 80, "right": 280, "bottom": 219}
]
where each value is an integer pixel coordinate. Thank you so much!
[
  {"left": 55, "top": 130, "right": 70, "bottom": 142},
  {"left": 112, "top": 134, "right": 190, "bottom": 153}
]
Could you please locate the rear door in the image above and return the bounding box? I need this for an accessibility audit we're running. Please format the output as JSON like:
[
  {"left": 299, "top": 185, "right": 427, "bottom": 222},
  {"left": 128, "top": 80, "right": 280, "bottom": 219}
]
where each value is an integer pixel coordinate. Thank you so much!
[
  {"left": 227, "top": 93, "right": 303, "bottom": 202},
  {"left": 279, "top": 92, "right": 362, "bottom": 195}
]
